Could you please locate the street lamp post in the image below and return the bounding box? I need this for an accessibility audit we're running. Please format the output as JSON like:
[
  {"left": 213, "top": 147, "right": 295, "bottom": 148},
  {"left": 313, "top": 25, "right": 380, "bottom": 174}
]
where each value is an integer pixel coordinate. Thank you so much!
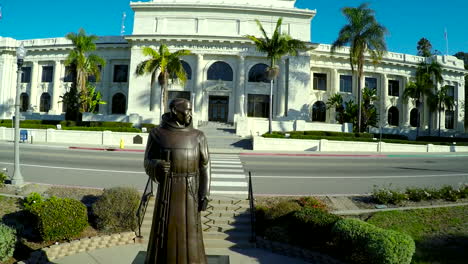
[{"left": 11, "top": 42, "right": 26, "bottom": 185}]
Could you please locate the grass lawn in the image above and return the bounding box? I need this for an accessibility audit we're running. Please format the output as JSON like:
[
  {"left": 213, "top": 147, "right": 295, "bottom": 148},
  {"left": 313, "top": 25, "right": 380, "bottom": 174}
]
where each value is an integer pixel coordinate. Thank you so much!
[{"left": 367, "top": 205, "right": 468, "bottom": 264}]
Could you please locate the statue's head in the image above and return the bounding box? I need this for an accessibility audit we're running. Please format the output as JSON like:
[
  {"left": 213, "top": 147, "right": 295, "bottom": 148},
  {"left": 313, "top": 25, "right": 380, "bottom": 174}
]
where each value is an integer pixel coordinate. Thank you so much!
[{"left": 169, "top": 98, "right": 192, "bottom": 126}]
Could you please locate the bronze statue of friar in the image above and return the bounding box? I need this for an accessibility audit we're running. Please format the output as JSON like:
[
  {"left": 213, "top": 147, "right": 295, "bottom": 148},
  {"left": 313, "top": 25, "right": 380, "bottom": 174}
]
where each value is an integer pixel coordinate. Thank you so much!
[{"left": 143, "top": 98, "right": 211, "bottom": 264}]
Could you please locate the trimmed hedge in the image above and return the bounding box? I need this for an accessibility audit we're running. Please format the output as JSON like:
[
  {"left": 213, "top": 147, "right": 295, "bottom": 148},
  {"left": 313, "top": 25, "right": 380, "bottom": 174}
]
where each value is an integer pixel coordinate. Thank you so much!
[
  {"left": 140, "top": 123, "right": 157, "bottom": 132},
  {"left": 29, "top": 196, "right": 88, "bottom": 241},
  {"left": 332, "top": 218, "right": 415, "bottom": 264},
  {"left": 0, "top": 223, "right": 16, "bottom": 262},
  {"left": 62, "top": 126, "right": 141, "bottom": 132},
  {"left": 92, "top": 187, "right": 140, "bottom": 232},
  {"left": 291, "top": 207, "right": 341, "bottom": 245},
  {"left": 417, "top": 136, "right": 468, "bottom": 143}
]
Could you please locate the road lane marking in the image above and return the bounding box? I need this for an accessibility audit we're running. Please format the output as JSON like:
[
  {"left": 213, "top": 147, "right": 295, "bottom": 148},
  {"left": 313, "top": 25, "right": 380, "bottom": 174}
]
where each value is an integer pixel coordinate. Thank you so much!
[
  {"left": 212, "top": 174, "right": 246, "bottom": 179},
  {"left": 211, "top": 169, "right": 245, "bottom": 173},
  {"left": 250, "top": 173, "right": 468, "bottom": 179},
  {"left": 211, "top": 161, "right": 242, "bottom": 164},
  {"left": 211, "top": 181, "right": 248, "bottom": 187},
  {"left": 211, "top": 164, "right": 243, "bottom": 168},
  {"left": 0, "top": 161, "right": 145, "bottom": 174}
]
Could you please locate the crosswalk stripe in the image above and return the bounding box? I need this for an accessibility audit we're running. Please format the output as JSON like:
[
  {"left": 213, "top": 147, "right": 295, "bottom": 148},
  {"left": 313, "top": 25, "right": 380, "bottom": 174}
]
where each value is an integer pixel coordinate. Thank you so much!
[
  {"left": 212, "top": 174, "right": 246, "bottom": 179},
  {"left": 211, "top": 181, "right": 248, "bottom": 187},
  {"left": 212, "top": 164, "right": 243, "bottom": 168},
  {"left": 211, "top": 161, "right": 242, "bottom": 164},
  {"left": 210, "top": 190, "right": 248, "bottom": 195},
  {"left": 212, "top": 168, "right": 244, "bottom": 173}
]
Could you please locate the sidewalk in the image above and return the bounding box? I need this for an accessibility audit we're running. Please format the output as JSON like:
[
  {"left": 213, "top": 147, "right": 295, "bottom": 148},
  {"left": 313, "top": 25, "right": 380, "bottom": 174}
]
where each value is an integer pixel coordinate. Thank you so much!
[{"left": 50, "top": 244, "right": 313, "bottom": 264}]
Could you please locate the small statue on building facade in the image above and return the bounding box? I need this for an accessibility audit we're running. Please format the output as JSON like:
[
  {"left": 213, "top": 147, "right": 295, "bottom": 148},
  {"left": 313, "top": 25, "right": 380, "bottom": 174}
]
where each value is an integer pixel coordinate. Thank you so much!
[{"left": 144, "top": 98, "right": 211, "bottom": 264}]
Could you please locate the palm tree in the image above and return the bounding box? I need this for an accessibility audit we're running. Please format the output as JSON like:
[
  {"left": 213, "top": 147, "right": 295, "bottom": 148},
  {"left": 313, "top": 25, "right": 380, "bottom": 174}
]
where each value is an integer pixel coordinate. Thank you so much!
[
  {"left": 428, "top": 85, "right": 455, "bottom": 137},
  {"left": 245, "top": 18, "right": 307, "bottom": 134},
  {"left": 65, "top": 28, "right": 106, "bottom": 112},
  {"left": 331, "top": 3, "right": 387, "bottom": 132},
  {"left": 135, "top": 44, "right": 191, "bottom": 116},
  {"left": 417, "top": 38, "right": 432, "bottom": 57},
  {"left": 326, "top": 93, "right": 345, "bottom": 124},
  {"left": 361, "top": 87, "right": 379, "bottom": 130}
]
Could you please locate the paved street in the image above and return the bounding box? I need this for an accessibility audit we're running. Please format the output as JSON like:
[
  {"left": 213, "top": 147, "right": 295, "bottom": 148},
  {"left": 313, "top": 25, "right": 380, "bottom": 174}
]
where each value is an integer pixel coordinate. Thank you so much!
[{"left": 1, "top": 142, "right": 467, "bottom": 195}]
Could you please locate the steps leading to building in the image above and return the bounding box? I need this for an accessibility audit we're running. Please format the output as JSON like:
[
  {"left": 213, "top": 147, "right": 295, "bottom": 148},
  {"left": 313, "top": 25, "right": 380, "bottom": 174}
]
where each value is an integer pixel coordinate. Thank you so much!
[
  {"left": 198, "top": 122, "right": 251, "bottom": 150},
  {"left": 138, "top": 195, "right": 253, "bottom": 249}
]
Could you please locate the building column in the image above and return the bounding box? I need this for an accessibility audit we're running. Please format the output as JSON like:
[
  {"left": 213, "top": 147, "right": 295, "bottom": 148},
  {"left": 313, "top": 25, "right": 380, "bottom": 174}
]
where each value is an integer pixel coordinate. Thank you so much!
[
  {"left": 402, "top": 76, "right": 410, "bottom": 126},
  {"left": 236, "top": 56, "right": 245, "bottom": 116},
  {"left": 456, "top": 81, "right": 465, "bottom": 132},
  {"left": 102, "top": 59, "right": 112, "bottom": 114},
  {"left": 50, "top": 61, "right": 61, "bottom": 113},
  {"left": 29, "top": 61, "right": 39, "bottom": 111},
  {"left": 380, "top": 73, "right": 388, "bottom": 126},
  {"left": 277, "top": 59, "right": 286, "bottom": 117},
  {"left": 194, "top": 54, "right": 204, "bottom": 120},
  {"left": 330, "top": 69, "right": 339, "bottom": 123}
]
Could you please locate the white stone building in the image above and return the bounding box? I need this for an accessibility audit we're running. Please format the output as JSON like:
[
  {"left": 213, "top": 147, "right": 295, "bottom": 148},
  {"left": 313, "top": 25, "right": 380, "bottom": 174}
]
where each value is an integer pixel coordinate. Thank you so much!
[{"left": 0, "top": 0, "right": 465, "bottom": 137}]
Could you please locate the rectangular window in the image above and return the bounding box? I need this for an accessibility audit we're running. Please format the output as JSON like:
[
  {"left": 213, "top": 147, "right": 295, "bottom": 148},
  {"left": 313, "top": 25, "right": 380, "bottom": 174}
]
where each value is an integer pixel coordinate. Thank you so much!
[
  {"left": 247, "top": 94, "right": 270, "bottom": 118},
  {"left": 168, "top": 91, "right": 191, "bottom": 102},
  {"left": 113, "top": 65, "right": 128, "bottom": 82},
  {"left": 365, "top": 77, "right": 377, "bottom": 90},
  {"left": 446, "top": 85, "right": 455, "bottom": 99},
  {"left": 388, "top": 80, "right": 400, "bottom": 96},
  {"left": 445, "top": 110, "right": 454, "bottom": 129},
  {"left": 88, "top": 65, "right": 102, "bottom": 82},
  {"left": 340, "top": 75, "right": 352, "bottom": 93},
  {"left": 64, "top": 66, "right": 75, "bottom": 82},
  {"left": 21, "top": 67, "right": 31, "bottom": 83},
  {"left": 41, "top": 66, "right": 53, "bottom": 82},
  {"left": 313, "top": 73, "right": 327, "bottom": 91}
]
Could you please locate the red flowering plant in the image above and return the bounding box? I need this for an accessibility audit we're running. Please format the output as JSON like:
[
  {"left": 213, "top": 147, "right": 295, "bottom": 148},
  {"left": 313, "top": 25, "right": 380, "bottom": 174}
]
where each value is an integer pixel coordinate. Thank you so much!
[{"left": 296, "top": 196, "right": 328, "bottom": 211}]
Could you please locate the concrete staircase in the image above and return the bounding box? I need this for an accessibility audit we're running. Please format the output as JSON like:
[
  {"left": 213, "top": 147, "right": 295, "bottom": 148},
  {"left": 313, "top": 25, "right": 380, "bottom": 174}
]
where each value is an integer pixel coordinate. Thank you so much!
[
  {"left": 138, "top": 195, "right": 253, "bottom": 249},
  {"left": 197, "top": 122, "right": 251, "bottom": 150}
]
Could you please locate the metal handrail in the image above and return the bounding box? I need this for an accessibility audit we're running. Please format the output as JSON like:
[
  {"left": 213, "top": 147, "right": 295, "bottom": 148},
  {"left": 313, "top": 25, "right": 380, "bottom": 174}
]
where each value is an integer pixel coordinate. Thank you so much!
[
  {"left": 248, "top": 171, "right": 256, "bottom": 243},
  {"left": 136, "top": 176, "right": 154, "bottom": 237}
]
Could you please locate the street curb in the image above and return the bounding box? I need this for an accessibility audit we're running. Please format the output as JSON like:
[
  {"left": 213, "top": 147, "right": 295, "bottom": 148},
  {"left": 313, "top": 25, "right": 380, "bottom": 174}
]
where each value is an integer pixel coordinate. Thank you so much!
[
  {"left": 69, "top": 146, "right": 144, "bottom": 152},
  {"left": 240, "top": 153, "right": 387, "bottom": 157},
  {"left": 331, "top": 202, "right": 468, "bottom": 215}
]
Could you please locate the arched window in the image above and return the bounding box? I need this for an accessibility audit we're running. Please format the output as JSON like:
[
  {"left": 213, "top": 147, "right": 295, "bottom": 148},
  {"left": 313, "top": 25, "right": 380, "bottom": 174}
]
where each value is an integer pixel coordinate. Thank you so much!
[
  {"left": 207, "top": 61, "right": 233, "bottom": 81},
  {"left": 181, "top": 61, "right": 192, "bottom": 80},
  {"left": 388, "top": 106, "right": 399, "bottom": 126},
  {"left": 312, "top": 101, "right": 326, "bottom": 122},
  {"left": 40, "top": 93, "right": 51, "bottom": 112},
  {"left": 20, "top": 93, "right": 29, "bottom": 112},
  {"left": 248, "top": 63, "right": 269, "bottom": 83},
  {"left": 410, "top": 108, "right": 419, "bottom": 127},
  {"left": 112, "top": 93, "right": 126, "bottom": 114}
]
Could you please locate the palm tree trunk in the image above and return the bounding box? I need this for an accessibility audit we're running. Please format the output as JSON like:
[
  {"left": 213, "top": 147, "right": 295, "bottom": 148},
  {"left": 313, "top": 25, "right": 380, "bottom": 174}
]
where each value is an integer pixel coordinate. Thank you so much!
[
  {"left": 269, "top": 79, "right": 273, "bottom": 134},
  {"left": 357, "top": 74, "right": 362, "bottom": 132},
  {"left": 438, "top": 105, "right": 442, "bottom": 137}
]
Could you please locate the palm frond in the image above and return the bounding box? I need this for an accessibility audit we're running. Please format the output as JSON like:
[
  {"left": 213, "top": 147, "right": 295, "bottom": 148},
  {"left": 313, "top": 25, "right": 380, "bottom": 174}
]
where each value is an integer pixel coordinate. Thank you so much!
[{"left": 254, "top": 19, "right": 270, "bottom": 41}]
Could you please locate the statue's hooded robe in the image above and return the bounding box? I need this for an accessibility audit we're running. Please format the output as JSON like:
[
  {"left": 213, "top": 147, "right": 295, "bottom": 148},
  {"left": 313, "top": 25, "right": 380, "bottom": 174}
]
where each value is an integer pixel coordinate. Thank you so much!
[{"left": 144, "top": 113, "right": 210, "bottom": 264}]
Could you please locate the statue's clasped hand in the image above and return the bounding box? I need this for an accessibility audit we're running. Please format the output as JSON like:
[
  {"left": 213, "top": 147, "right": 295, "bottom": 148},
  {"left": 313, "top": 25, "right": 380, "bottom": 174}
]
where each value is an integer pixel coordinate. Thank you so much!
[
  {"left": 198, "top": 197, "right": 208, "bottom": 212},
  {"left": 157, "top": 160, "right": 171, "bottom": 174}
]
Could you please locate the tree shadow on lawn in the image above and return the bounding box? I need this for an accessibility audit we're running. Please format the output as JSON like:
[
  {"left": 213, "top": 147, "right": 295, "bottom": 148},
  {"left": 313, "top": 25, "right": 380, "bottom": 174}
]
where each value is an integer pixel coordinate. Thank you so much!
[{"left": 413, "top": 234, "right": 468, "bottom": 264}]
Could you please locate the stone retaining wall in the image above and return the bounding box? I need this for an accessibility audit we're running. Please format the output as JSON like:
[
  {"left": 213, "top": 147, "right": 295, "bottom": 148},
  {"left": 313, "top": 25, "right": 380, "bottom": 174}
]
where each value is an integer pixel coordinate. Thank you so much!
[{"left": 20, "top": 232, "right": 136, "bottom": 264}]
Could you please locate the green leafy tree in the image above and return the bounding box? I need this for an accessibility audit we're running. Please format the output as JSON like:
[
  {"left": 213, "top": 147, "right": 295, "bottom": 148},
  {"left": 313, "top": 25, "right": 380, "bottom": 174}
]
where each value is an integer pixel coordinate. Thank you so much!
[
  {"left": 245, "top": 17, "right": 308, "bottom": 134},
  {"left": 65, "top": 28, "right": 106, "bottom": 113},
  {"left": 81, "top": 84, "right": 106, "bottom": 114},
  {"left": 135, "top": 44, "right": 191, "bottom": 115},
  {"left": 361, "top": 87, "right": 379, "bottom": 130},
  {"left": 417, "top": 38, "right": 433, "bottom": 57},
  {"left": 326, "top": 93, "right": 345, "bottom": 124},
  {"left": 428, "top": 85, "right": 455, "bottom": 136},
  {"left": 331, "top": 3, "right": 387, "bottom": 132}
]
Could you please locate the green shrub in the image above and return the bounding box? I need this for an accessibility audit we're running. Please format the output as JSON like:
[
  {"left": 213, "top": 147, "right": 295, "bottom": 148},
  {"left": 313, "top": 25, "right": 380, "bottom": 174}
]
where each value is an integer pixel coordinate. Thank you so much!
[
  {"left": 264, "top": 225, "right": 290, "bottom": 243},
  {"left": 29, "top": 196, "right": 88, "bottom": 241},
  {"left": 62, "top": 126, "right": 141, "bottom": 132},
  {"left": 423, "top": 187, "right": 442, "bottom": 200},
  {"left": 291, "top": 207, "right": 341, "bottom": 245},
  {"left": 0, "top": 223, "right": 16, "bottom": 262},
  {"left": 332, "top": 218, "right": 415, "bottom": 264},
  {"left": 296, "top": 196, "right": 327, "bottom": 210},
  {"left": 60, "top": 120, "right": 77, "bottom": 127},
  {"left": 262, "top": 133, "right": 285, "bottom": 138},
  {"left": 458, "top": 184, "right": 468, "bottom": 198},
  {"left": 372, "top": 187, "right": 407, "bottom": 205},
  {"left": 262, "top": 200, "right": 302, "bottom": 221},
  {"left": 439, "top": 185, "right": 459, "bottom": 202},
  {"left": 23, "top": 192, "right": 44, "bottom": 211},
  {"left": 0, "top": 172, "right": 8, "bottom": 187},
  {"left": 92, "top": 187, "right": 140, "bottom": 232},
  {"left": 405, "top": 188, "right": 430, "bottom": 202}
]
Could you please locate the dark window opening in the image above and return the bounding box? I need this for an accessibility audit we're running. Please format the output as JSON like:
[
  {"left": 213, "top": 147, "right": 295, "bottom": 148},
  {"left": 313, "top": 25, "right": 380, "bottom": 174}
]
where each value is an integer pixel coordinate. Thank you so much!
[
  {"left": 248, "top": 63, "right": 269, "bottom": 83},
  {"left": 248, "top": 94, "right": 270, "bottom": 118},
  {"left": 388, "top": 80, "right": 400, "bottom": 96},
  {"left": 410, "top": 108, "right": 419, "bottom": 127},
  {"left": 168, "top": 91, "right": 191, "bottom": 103},
  {"left": 207, "top": 61, "right": 233, "bottom": 81},
  {"left": 21, "top": 67, "right": 31, "bottom": 83},
  {"left": 388, "top": 106, "right": 399, "bottom": 126},
  {"left": 340, "top": 75, "right": 352, "bottom": 93},
  {"left": 40, "top": 93, "right": 51, "bottom": 112},
  {"left": 445, "top": 110, "right": 454, "bottom": 129},
  {"left": 365, "top": 77, "right": 377, "bottom": 90},
  {"left": 41, "top": 66, "right": 53, "bottom": 82},
  {"left": 313, "top": 73, "right": 327, "bottom": 91},
  {"left": 312, "top": 101, "right": 326, "bottom": 122},
  {"left": 20, "top": 93, "right": 29, "bottom": 112},
  {"left": 113, "top": 65, "right": 129, "bottom": 83},
  {"left": 112, "top": 93, "right": 126, "bottom": 114},
  {"left": 64, "top": 66, "right": 76, "bottom": 82}
]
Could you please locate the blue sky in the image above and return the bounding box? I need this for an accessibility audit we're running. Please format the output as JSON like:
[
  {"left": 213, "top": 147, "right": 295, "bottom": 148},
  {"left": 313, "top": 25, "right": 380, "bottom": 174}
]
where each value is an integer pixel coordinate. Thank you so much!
[{"left": 0, "top": 0, "right": 466, "bottom": 56}]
